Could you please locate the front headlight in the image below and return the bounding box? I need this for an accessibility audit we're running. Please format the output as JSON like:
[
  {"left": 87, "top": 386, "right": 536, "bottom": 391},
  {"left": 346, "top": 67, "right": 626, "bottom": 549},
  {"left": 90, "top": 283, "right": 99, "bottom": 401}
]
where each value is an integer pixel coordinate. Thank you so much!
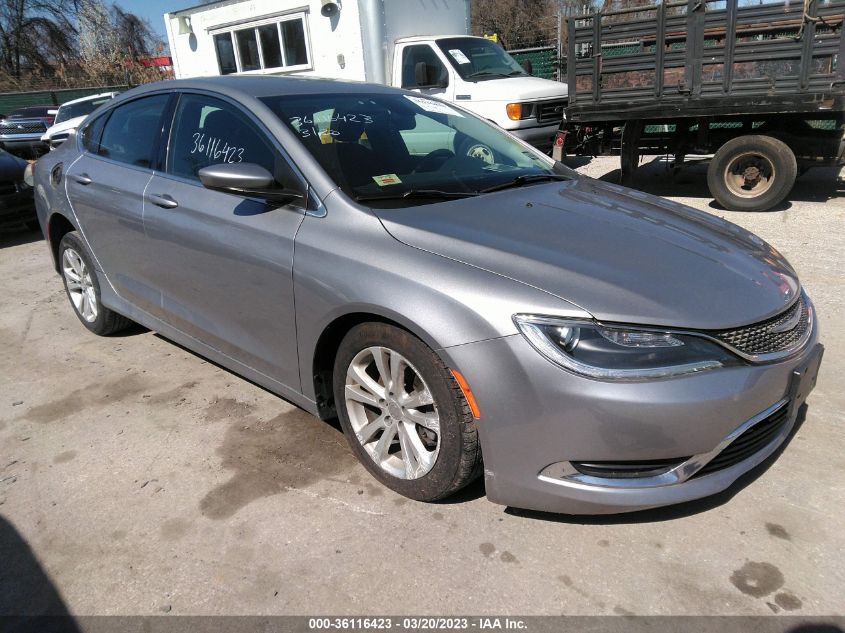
[
  {"left": 22, "top": 162, "right": 34, "bottom": 188},
  {"left": 513, "top": 315, "right": 739, "bottom": 380},
  {"left": 506, "top": 103, "right": 535, "bottom": 121}
]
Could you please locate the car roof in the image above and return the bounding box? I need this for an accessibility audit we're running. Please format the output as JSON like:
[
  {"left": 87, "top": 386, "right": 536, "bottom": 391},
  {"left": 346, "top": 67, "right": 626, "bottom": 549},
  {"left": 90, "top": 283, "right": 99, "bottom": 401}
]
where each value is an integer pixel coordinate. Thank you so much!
[
  {"left": 118, "top": 75, "right": 402, "bottom": 102},
  {"left": 11, "top": 105, "right": 55, "bottom": 115},
  {"left": 59, "top": 92, "right": 119, "bottom": 108},
  {"left": 395, "top": 35, "right": 487, "bottom": 44}
]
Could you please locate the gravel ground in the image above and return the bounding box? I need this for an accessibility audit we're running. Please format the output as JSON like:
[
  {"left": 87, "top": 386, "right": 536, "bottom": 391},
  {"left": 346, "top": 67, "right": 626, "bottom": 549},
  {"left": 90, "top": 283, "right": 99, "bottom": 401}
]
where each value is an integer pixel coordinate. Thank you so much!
[{"left": 0, "top": 155, "right": 843, "bottom": 617}]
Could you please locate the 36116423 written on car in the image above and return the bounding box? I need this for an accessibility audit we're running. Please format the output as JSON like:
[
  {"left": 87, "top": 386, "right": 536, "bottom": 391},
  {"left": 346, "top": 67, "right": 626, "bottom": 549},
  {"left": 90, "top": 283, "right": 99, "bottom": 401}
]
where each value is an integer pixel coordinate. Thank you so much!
[{"left": 31, "top": 77, "right": 823, "bottom": 515}]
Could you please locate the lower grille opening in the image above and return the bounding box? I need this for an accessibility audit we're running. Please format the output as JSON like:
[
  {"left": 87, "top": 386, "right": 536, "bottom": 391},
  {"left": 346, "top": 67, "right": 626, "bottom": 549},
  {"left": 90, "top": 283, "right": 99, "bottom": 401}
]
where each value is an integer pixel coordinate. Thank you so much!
[
  {"left": 693, "top": 404, "right": 791, "bottom": 478},
  {"left": 571, "top": 457, "right": 690, "bottom": 479}
]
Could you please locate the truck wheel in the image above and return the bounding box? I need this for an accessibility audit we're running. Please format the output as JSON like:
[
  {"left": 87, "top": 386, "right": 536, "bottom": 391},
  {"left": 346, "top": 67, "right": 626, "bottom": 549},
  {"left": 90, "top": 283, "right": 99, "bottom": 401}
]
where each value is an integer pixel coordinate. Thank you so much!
[
  {"left": 458, "top": 138, "right": 495, "bottom": 165},
  {"left": 707, "top": 135, "right": 796, "bottom": 211}
]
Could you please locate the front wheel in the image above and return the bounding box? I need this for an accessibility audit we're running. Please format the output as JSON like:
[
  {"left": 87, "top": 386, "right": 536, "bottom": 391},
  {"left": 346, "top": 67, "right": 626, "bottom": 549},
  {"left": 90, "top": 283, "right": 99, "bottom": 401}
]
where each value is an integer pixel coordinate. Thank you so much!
[
  {"left": 707, "top": 135, "right": 796, "bottom": 211},
  {"left": 333, "top": 323, "right": 482, "bottom": 501}
]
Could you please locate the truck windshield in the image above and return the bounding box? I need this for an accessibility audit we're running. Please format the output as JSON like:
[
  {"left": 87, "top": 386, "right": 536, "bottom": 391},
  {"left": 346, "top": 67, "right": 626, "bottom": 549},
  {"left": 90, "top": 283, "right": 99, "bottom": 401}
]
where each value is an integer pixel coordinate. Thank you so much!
[
  {"left": 435, "top": 37, "right": 526, "bottom": 81},
  {"left": 261, "top": 92, "right": 569, "bottom": 207}
]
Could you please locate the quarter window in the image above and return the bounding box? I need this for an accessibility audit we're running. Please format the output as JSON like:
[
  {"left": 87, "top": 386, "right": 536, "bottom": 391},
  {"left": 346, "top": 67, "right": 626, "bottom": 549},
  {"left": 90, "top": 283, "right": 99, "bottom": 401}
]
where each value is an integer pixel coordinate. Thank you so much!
[
  {"left": 213, "top": 14, "right": 311, "bottom": 75},
  {"left": 96, "top": 95, "right": 169, "bottom": 168},
  {"left": 166, "top": 93, "right": 277, "bottom": 182}
]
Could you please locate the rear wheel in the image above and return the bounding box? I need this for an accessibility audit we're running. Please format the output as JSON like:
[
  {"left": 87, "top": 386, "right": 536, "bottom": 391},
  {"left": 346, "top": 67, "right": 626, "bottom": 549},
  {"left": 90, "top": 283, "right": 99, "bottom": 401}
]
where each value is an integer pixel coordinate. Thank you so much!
[
  {"left": 707, "top": 135, "right": 796, "bottom": 211},
  {"left": 333, "top": 323, "right": 482, "bottom": 501},
  {"left": 59, "top": 231, "right": 133, "bottom": 335}
]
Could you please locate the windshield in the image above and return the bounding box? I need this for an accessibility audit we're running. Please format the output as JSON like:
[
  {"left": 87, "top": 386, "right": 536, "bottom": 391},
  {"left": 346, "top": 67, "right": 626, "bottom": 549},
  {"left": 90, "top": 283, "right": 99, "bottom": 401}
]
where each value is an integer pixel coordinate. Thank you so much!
[
  {"left": 261, "top": 92, "right": 568, "bottom": 207},
  {"left": 435, "top": 37, "right": 526, "bottom": 81},
  {"left": 55, "top": 96, "right": 115, "bottom": 124}
]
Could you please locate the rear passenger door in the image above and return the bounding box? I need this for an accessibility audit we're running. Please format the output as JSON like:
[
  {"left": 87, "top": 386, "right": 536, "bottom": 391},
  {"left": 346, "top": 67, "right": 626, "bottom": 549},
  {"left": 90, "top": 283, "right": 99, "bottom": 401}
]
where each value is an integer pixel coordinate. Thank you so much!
[
  {"left": 142, "top": 92, "right": 306, "bottom": 391},
  {"left": 65, "top": 94, "right": 171, "bottom": 314}
]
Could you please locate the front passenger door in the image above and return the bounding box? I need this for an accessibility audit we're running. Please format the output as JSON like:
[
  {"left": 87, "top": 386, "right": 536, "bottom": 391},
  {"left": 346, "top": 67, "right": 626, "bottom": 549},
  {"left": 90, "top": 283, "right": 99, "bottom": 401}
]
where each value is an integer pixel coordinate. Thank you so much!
[{"left": 142, "top": 93, "right": 306, "bottom": 391}]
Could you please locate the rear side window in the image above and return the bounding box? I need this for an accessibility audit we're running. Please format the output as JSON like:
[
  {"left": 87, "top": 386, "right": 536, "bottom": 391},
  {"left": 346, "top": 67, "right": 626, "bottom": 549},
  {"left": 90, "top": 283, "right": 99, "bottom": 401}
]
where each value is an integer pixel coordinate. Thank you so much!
[
  {"left": 166, "top": 93, "right": 277, "bottom": 181},
  {"left": 97, "top": 95, "right": 170, "bottom": 168}
]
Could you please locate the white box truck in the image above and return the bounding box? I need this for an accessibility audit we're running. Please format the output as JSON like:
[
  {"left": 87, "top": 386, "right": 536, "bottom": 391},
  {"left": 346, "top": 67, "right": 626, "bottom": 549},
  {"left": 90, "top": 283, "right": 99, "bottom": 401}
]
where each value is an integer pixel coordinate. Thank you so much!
[{"left": 164, "top": 0, "right": 568, "bottom": 150}]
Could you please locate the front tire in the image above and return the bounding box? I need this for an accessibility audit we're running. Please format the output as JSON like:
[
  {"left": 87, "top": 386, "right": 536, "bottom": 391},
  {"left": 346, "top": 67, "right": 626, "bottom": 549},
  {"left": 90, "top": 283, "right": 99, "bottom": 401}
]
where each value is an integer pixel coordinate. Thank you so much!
[
  {"left": 333, "top": 323, "right": 482, "bottom": 501},
  {"left": 707, "top": 135, "right": 796, "bottom": 211},
  {"left": 59, "top": 231, "right": 132, "bottom": 336}
]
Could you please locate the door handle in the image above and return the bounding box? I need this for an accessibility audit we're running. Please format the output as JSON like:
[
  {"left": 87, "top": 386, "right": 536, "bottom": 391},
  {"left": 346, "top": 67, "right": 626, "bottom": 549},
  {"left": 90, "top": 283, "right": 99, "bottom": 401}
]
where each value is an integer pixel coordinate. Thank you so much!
[
  {"left": 72, "top": 173, "right": 92, "bottom": 185},
  {"left": 147, "top": 193, "right": 179, "bottom": 209}
]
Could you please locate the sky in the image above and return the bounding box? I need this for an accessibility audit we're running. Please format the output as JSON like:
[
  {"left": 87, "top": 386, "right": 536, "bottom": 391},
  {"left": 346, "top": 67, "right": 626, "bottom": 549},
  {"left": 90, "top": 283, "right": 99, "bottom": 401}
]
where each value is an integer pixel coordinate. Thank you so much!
[{"left": 119, "top": 0, "right": 183, "bottom": 41}]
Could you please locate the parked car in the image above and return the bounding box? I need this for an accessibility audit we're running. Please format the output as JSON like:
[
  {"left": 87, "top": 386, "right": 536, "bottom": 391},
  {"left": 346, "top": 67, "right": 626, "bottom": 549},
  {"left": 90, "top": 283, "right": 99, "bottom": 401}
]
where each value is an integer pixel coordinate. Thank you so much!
[
  {"left": 41, "top": 92, "right": 120, "bottom": 150},
  {"left": 0, "top": 148, "right": 36, "bottom": 230},
  {"left": 0, "top": 105, "right": 56, "bottom": 158},
  {"left": 32, "top": 77, "right": 822, "bottom": 515}
]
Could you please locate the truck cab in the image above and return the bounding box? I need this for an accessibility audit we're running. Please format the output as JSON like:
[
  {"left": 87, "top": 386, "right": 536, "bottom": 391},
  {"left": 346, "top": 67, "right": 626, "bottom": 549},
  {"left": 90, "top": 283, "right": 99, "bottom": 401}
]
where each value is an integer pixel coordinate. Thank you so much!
[{"left": 393, "top": 35, "right": 567, "bottom": 152}]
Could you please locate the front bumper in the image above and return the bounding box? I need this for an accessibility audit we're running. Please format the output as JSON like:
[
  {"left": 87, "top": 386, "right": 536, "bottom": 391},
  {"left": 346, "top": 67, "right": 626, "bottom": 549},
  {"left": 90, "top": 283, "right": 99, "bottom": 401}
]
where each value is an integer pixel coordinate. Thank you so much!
[
  {"left": 442, "top": 329, "right": 822, "bottom": 515},
  {"left": 0, "top": 134, "right": 48, "bottom": 155},
  {"left": 509, "top": 122, "right": 560, "bottom": 151}
]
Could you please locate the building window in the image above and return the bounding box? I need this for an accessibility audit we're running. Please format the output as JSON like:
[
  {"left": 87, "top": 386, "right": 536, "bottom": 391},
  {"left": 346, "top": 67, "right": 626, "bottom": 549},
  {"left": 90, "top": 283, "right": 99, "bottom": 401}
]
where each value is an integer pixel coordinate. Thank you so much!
[
  {"left": 213, "top": 13, "right": 311, "bottom": 75},
  {"left": 214, "top": 33, "right": 237, "bottom": 75}
]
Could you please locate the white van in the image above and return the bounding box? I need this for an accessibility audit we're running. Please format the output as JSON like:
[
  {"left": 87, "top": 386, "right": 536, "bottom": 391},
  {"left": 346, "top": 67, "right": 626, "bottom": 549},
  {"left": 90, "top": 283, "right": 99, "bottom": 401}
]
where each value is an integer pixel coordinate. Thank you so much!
[{"left": 164, "top": 0, "right": 567, "bottom": 150}]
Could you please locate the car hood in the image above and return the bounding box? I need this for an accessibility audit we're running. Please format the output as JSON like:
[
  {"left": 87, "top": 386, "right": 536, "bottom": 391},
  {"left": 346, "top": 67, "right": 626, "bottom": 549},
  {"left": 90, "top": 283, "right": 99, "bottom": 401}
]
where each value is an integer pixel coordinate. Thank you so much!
[{"left": 373, "top": 178, "right": 799, "bottom": 330}]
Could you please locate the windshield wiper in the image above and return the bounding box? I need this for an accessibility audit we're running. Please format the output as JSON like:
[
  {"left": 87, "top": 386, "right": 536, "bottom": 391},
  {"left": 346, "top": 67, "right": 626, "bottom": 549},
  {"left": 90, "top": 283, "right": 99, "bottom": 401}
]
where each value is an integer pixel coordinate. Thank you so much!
[
  {"left": 478, "top": 174, "right": 570, "bottom": 194},
  {"left": 355, "top": 189, "right": 479, "bottom": 202},
  {"left": 465, "top": 71, "right": 509, "bottom": 80}
]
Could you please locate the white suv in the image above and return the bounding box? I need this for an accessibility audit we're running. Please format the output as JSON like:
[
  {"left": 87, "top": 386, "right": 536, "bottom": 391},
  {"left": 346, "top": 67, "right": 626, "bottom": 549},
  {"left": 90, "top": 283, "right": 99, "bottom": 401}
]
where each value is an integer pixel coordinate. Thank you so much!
[{"left": 41, "top": 92, "right": 120, "bottom": 149}]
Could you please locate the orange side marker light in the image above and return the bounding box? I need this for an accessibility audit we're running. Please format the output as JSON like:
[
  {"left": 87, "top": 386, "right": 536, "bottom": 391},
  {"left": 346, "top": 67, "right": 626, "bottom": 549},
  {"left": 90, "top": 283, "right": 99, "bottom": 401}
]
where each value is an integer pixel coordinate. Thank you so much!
[{"left": 450, "top": 369, "right": 480, "bottom": 420}]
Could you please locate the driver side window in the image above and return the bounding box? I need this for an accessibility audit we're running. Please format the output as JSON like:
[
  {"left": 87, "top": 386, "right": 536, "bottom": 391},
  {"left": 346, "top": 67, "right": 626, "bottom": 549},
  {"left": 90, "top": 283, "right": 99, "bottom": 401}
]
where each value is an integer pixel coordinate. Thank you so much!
[{"left": 401, "top": 45, "right": 448, "bottom": 89}]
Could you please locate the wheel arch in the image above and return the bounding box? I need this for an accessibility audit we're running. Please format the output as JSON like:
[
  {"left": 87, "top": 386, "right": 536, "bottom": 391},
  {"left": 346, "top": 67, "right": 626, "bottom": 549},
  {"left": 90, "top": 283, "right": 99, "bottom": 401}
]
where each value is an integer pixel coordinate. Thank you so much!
[
  {"left": 308, "top": 308, "right": 445, "bottom": 421},
  {"left": 46, "top": 212, "right": 77, "bottom": 273}
]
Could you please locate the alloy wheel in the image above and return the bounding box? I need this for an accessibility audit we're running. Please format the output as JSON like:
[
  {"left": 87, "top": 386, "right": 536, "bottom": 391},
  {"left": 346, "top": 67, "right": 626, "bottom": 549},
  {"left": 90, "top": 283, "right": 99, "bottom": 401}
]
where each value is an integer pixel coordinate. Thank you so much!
[
  {"left": 62, "top": 247, "right": 98, "bottom": 323},
  {"left": 344, "top": 346, "right": 440, "bottom": 479}
]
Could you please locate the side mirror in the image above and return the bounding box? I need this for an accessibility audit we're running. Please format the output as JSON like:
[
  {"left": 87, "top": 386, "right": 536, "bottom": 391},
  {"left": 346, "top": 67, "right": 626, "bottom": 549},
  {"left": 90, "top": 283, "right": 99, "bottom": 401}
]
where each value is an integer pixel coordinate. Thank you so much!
[
  {"left": 414, "top": 62, "right": 447, "bottom": 89},
  {"left": 521, "top": 59, "right": 533, "bottom": 76},
  {"left": 198, "top": 162, "right": 304, "bottom": 203}
]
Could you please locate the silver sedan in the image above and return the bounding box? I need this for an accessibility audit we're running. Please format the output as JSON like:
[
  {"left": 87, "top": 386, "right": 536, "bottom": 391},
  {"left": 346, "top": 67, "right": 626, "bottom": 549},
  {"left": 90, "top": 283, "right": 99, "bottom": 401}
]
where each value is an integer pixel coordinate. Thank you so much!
[{"left": 32, "top": 76, "right": 823, "bottom": 514}]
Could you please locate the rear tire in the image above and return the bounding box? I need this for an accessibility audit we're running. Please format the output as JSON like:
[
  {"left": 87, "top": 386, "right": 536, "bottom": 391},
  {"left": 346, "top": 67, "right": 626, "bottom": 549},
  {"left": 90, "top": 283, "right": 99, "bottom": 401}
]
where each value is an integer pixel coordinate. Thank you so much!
[
  {"left": 333, "top": 323, "right": 482, "bottom": 501},
  {"left": 707, "top": 135, "right": 796, "bottom": 211},
  {"left": 58, "top": 231, "right": 133, "bottom": 336}
]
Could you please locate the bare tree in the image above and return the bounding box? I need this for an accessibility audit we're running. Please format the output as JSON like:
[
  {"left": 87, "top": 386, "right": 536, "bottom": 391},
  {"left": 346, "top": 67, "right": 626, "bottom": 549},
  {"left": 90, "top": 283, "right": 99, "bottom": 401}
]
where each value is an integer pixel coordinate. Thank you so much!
[
  {"left": 471, "top": 0, "right": 559, "bottom": 48},
  {"left": 0, "top": 0, "right": 78, "bottom": 78},
  {"left": 77, "top": 0, "right": 165, "bottom": 85}
]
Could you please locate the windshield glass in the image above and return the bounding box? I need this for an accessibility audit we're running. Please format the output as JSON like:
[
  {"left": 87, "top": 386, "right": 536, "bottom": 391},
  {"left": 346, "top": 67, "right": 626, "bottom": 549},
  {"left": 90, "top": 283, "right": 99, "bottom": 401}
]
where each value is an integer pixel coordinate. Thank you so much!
[
  {"left": 261, "top": 92, "right": 566, "bottom": 206},
  {"left": 55, "top": 96, "right": 115, "bottom": 124},
  {"left": 435, "top": 37, "right": 526, "bottom": 81}
]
